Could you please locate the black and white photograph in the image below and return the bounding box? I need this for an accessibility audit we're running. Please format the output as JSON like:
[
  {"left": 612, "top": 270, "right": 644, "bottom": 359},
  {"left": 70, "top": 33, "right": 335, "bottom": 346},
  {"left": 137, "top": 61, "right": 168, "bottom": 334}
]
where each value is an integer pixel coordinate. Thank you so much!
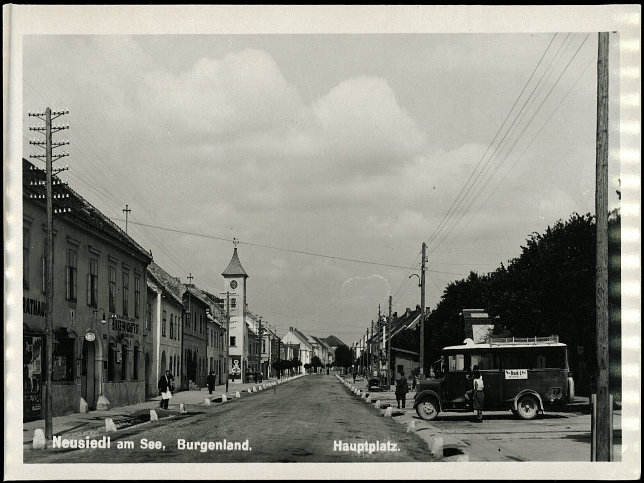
[{"left": 3, "top": 5, "right": 640, "bottom": 480}]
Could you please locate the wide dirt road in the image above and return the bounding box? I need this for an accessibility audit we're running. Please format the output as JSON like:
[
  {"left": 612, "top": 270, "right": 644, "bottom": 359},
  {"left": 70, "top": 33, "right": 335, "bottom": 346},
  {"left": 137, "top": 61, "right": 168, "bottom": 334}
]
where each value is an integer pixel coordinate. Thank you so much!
[{"left": 25, "top": 375, "right": 434, "bottom": 463}]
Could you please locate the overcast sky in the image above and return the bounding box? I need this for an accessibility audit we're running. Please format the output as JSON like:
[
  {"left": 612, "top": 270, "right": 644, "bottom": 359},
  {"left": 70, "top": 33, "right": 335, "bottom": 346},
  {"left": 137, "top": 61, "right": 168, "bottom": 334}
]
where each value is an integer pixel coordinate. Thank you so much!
[{"left": 21, "top": 32, "right": 620, "bottom": 345}]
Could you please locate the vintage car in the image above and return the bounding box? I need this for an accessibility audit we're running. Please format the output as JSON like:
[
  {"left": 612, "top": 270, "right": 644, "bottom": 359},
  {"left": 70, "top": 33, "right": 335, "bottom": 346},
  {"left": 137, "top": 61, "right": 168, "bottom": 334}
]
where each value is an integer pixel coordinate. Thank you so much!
[{"left": 413, "top": 336, "right": 575, "bottom": 421}]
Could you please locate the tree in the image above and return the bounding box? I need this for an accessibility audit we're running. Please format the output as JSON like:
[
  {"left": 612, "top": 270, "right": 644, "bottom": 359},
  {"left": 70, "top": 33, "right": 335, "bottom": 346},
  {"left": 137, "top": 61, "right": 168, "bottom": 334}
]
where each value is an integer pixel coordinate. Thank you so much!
[
  {"left": 303, "top": 363, "right": 311, "bottom": 373},
  {"left": 310, "top": 356, "right": 323, "bottom": 373}
]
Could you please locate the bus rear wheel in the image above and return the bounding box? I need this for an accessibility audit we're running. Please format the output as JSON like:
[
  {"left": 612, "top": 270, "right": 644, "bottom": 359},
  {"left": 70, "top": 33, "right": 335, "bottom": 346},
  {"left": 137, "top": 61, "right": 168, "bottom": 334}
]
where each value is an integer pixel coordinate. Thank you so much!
[
  {"left": 416, "top": 397, "right": 439, "bottom": 421},
  {"left": 516, "top": 394, "right": 539, "bottom": 420}
]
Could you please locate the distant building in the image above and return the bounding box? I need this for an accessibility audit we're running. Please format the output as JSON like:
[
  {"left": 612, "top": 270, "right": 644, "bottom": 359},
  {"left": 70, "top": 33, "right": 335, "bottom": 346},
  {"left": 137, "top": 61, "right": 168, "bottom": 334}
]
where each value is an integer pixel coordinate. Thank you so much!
[
  {"left": 146, "top": 262, "right": 185, "bottom": 395},
  {"left": 182, "top": 284, "right": 210, "bottom": 389},
  {"left": 282, "top": 327, "right": 313, "bottom": 369}
]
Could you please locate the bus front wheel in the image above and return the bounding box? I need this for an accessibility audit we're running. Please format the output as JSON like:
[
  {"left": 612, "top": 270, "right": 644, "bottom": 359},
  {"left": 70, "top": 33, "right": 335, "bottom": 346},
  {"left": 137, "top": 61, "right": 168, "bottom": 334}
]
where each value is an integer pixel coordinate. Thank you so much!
[
  {"left": 516, "top": 394, "right": 539, "bottom": 420},
  {"left": 416, "top": 397, "right": 439, "bottom": 421}
]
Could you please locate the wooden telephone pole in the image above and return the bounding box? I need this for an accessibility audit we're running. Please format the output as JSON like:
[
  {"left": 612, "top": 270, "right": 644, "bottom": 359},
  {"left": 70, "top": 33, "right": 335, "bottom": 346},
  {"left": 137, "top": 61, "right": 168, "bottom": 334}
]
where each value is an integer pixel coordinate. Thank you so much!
[
  {"left": 420, "top": 242, "right": 426, "bottom": 378},
  {"left": 28, "top": 107, "right": 69, "bottom": 440},
  {"left": 388, "top": 295, "right": 392, "bottom": 387},
  {"left": 594, "top": 31, "right": 611, "bottom": 462}
]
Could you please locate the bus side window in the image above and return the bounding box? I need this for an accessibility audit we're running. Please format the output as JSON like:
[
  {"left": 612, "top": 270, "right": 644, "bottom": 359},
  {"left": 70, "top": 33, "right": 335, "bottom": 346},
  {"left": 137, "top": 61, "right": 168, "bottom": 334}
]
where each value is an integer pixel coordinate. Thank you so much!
[
  {"left": 501, "top": 351, "right": 524, "bottom": 369},
  {"left": 472, "top": 352, "right": 499, "bottom": 370}
]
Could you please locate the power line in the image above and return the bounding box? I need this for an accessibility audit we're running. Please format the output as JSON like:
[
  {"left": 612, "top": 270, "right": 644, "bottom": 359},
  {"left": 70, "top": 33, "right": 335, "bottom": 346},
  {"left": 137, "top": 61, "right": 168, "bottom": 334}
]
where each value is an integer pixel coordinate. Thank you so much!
[
  {"left": 424, "top": 33, "right": 560, "bottom": 251},
  {"left": 430, "top": 34, "right": 591, "bottom": 256},
  {"left": 110, "top": 218, "right": 466, "bottom": 275}
]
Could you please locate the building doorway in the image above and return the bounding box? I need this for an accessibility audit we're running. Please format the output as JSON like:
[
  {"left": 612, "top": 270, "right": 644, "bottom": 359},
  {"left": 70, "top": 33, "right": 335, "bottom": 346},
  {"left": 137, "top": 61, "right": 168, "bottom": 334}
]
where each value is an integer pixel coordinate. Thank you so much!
[{"left": 81, "top": 337, "right": 98, "bottom": 409}]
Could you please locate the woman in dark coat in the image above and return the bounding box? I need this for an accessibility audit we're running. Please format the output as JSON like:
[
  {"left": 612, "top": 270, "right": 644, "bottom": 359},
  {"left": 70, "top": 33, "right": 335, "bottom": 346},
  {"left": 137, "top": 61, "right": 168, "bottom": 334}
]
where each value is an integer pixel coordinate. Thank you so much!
[
  {"left": 472, "top": 366, "right": 485, "bottom": 422},
  {"left": 158, "top": 370, "right": 172, "bottom": 409}
]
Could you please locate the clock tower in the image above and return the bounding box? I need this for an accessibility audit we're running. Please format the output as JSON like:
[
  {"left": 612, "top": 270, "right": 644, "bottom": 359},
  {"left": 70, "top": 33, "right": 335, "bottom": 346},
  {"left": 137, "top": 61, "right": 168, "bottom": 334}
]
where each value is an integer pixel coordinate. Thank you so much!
[{"left": 222, "top": 239, "right": 248, "bottom": 383}]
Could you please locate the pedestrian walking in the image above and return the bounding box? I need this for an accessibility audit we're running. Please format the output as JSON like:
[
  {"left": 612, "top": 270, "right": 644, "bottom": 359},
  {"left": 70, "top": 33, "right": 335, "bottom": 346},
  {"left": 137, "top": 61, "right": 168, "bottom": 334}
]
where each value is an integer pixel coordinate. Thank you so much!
[
  {"left": 412, "top": 373, "right": 418, "bottom": 390},
  {"left": 352, "top": 368, "right": 357, "bottom": 383},
  {"left": 206, "top": 371, "right": 216, "bottom": 395},
  {"left": 395, "top": 371, "right": 409, "bottom": 409},
  {"left": 472, "top": 366, "right": 485, "bottom": 422},
  {"left": 158, "top": 370, "right": 173, "bottom": 410},
  {"left": 327, "top": 367, "right": 330, "bottom": 376}
]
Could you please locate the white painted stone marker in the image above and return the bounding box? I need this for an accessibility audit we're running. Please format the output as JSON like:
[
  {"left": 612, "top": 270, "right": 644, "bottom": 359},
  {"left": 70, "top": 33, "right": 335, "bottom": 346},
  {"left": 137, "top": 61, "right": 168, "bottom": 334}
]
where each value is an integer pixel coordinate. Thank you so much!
[
  {"left": 235, "top": 391, "right": 241, "bottom": 399},
  {"left": 221, "top": 394, "right": 228, "bottom": 403},
  {"left": 456, "top": 454, "right": 470, "bottom": 462},
  {"left": 430, "top": 437, "right": 443, "bottom": 457},
  {"left": 366, "top": 395, "right": 371, "bottom": 403},
  {"left": 32, "top": 429, "right": 46, "bottom": 449},
  {"left": 406, "top": 420, "right": 416, "bottom": 433},
  {"left": 105, "top": 418, "right": 118, "bottom": 432},
  {"left": 204, "top": 398, "right": 211, "bottom": 405},
  {"left": 149, "top": 410, "right": 159, "bottom": 422},
  {"left": 374, "top": 400, "right": 381, "bottom": 408},
  {"left": 79, "top": 397, "right": 89, "bottom": 413},
  {"left": 384, "top": 407, "right": 393, "bottom": 417},
  {"left": 180, "top": 403, "right": 187, "bottom": 414}
]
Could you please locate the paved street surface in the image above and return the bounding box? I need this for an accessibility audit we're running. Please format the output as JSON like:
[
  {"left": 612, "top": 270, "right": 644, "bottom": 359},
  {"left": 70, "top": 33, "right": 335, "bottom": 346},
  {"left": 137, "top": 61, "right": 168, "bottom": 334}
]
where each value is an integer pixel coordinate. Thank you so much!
[
  {"left": 345, "top": 375, "right": 622, "bottom": 462},
  {"left": 24, "top": 374, "right": 434, "bottom": 463}
]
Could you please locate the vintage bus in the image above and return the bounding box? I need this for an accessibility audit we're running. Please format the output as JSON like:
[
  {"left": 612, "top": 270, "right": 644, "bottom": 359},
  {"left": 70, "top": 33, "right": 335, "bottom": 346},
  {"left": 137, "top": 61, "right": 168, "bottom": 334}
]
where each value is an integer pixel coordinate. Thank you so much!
[{"left": 413, "top": 336, "right": 575, "bottom": 420}]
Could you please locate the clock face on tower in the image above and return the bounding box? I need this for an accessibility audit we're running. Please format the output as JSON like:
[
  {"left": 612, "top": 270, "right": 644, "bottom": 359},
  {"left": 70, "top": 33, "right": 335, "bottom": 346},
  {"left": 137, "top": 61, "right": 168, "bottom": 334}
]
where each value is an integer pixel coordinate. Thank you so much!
[{"left": 230, "top": 280, "right": 238, "bottom": 289}]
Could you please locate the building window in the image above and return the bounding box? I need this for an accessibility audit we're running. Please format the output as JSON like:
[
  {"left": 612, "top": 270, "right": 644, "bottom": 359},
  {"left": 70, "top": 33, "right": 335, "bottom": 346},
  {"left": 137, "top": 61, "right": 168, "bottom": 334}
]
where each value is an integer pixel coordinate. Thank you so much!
[
  {"left": 262, "top": 339, "right": 266, "bottom": 354},
  {"left": 122, "top": 271, "right": 129, "bottom": 316},
  {"left": 41, "top": 254, "right": 46, "bottom": 294},
  {"left": 52, "top": 335, "right": 74, "bottom": 382},
  {"left": 65, "top": 248, "right": 78, "bottom": 302},
  {"left": 177, "top": 315, "right": 181, "bottom": 341},
  {"left": 121, "top": 345, "right": 128, "bottom": 381},
  {"left": 108, "top": 344, "right": 115, "bottom": 382},
  {"left": 230, "top": 336, "right": 236, "bottom": 347},
  {"left": 133, "top": 348, "right": 140, "bottom": 380},
  {"left": 87, "top": 258, "right": 98, "bottom": 308},
  {"left": 23, "top": 227, "right": 30, "bottom": 289},
  {"left": 162, "top": 310, "right": 167, "bottom": 338},
  {"left": 170, "top": 314, "right": 174, "bottom": 339},
  {"left": 109, "top": 265, "right": 116, "bottom": 312},
  {"left": 200, "top": 314, "right": 203, "bottom": 334},
  {"left": 134, "top": 275, "right": 141, "bottom": 318},
  {"left": 146, "top": 301, "right": 152, "bottom": 331}
]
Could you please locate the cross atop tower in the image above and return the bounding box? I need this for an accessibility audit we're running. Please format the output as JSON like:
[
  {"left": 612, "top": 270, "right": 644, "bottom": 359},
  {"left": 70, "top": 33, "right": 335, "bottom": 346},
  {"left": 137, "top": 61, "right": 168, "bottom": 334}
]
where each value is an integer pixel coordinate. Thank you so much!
[
  {"left": 233, "top": 237, "right": 239, "bottom": 248},
  {"left": 187, "top": 272, "right": 194, "bottom": 284}
]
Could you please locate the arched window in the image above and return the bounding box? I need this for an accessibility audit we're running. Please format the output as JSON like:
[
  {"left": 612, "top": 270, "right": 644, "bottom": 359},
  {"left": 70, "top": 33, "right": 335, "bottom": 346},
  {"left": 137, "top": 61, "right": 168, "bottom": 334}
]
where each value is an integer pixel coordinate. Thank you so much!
[
  {"left": 108, "top": 344, "right": 115, "bottom": 382},
  {"left": 121, "top": 345, "right": 128, "bottom": 381},
  {"left": 133, "top": 347, "right": 140, "bottom": 380}
]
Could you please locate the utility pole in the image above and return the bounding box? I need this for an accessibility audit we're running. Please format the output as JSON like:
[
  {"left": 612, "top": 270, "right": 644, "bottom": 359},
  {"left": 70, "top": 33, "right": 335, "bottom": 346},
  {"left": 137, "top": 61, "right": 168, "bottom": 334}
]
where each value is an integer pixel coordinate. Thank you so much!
[
  {"left": 258, "top": 316, "right": 262, "bottom": 378},
  {"left": 388, "top": 295, "right": 392, "bottom": 387},
  {"left": 420, "top": 242, "right": 427, "bottom": 379},
  {"left": 28, "top": 107, "right": 69, "bottom": 440},
  {"left": 370, "top": 320, "right": 374, "bottom": 376},
  {"left": 122, "top": 204, "right": 131, "bottom": 234},
  {"left": 594, "top": 31, "right": 611, "bottom": 462}
]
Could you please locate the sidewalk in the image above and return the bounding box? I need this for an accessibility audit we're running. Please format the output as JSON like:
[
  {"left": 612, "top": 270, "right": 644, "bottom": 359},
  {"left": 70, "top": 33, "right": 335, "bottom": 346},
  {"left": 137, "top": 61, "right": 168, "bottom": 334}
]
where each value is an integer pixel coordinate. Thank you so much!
[{"left": 23, "top": 376, "right": 298, "bottom": 445}]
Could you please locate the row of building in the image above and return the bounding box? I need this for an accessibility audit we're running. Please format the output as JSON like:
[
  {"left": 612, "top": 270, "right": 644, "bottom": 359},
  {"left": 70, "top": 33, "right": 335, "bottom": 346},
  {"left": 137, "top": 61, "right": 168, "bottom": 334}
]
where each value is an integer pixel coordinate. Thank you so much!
[{"left": 21, "top": 158, "right": 339, "bottom": 421}]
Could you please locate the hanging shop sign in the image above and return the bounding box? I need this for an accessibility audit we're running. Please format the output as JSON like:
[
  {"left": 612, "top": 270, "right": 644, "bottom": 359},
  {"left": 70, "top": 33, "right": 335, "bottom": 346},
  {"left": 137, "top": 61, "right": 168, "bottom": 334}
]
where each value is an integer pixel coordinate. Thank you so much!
[{"left": 110, "top": 315, "right": 140, "bottom": 337}]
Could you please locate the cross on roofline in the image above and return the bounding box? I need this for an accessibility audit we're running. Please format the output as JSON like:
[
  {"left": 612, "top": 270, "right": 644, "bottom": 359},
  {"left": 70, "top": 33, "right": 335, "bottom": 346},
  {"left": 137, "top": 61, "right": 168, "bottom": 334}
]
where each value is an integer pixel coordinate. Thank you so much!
[
  {"left": 187, "top": 273, "right": 194, "bottom": 283},
  {"left": 233, "top": 237, "right": 239, "bottom": 248}
]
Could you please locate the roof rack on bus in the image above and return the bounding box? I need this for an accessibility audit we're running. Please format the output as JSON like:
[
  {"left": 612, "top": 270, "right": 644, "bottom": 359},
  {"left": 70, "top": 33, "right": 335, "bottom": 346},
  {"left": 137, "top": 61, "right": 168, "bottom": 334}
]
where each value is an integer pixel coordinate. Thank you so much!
[{"left": 487, "top": 335, "right": 559, "bottom": 345}]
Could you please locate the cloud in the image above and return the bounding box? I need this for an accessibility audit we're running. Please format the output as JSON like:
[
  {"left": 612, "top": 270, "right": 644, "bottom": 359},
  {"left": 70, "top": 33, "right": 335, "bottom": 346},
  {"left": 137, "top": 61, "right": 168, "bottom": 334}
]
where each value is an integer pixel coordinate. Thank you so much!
[{"left": 312, "top": 76, "right": 427, "bottom": 174}]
